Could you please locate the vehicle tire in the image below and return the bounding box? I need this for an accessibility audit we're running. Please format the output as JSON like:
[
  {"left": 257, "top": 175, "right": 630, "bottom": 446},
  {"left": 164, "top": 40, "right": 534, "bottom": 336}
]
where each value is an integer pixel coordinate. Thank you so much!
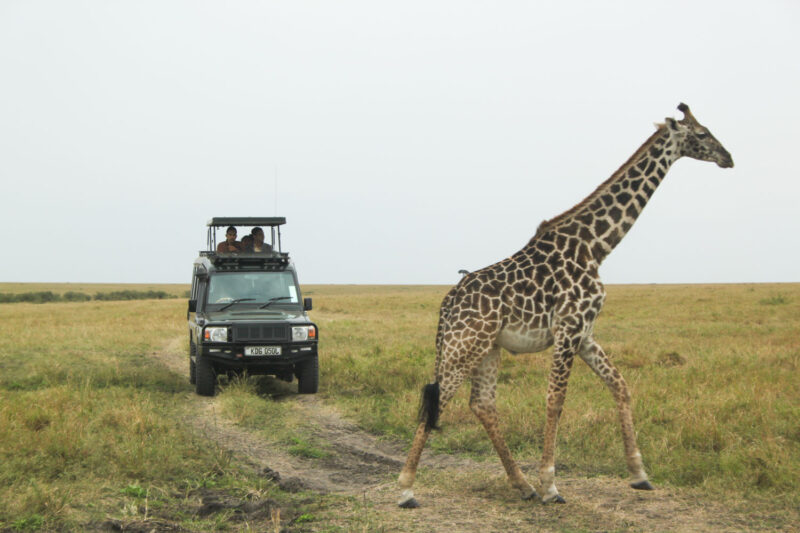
[
  {"left": 195, "top": 355, "right": 216, "bottom": 396},
  {"left": 296, "top": 355, "right": 319, "bottom": 394},
  {"left": 189, "top": 339, "right": 197, "bottom": 385}
]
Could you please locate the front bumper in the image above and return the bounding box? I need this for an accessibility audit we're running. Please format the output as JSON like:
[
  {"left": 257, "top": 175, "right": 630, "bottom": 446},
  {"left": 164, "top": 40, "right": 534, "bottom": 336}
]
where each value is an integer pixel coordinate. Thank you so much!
[{"left": 199, "top": 342, "right": 317, "bottom": 371}]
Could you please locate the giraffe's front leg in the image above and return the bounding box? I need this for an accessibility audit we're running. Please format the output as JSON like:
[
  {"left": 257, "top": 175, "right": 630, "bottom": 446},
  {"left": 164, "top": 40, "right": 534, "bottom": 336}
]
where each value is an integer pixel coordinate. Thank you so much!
[
  {"left": 579, "top": 336, "right": 654, "bottom": 491},
  {"left": 539, "top": 328, "right": 578, "bottom": 503}
]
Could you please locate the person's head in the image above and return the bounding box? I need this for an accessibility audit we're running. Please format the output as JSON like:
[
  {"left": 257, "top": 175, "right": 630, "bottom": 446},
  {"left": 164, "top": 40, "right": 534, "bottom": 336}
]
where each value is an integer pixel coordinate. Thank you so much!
[
  {"left": 241, "top": 235, "right": 254, "bottom": 249},
  {"left": 252, "top": 227, "right": 265, "bottom": 244},
  {"left": 225, "top": 226, "right": 237, "bottom": 242}
]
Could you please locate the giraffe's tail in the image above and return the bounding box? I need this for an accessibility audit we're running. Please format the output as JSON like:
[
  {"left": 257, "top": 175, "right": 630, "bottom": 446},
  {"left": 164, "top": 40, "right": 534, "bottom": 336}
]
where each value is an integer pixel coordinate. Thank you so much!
[{"left": 418, "top": 382, "right": 440, "bottom": 431}]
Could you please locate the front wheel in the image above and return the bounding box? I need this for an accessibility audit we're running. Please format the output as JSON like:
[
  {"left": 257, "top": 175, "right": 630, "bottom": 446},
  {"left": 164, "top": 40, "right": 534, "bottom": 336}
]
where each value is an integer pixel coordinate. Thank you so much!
[
  {"left": 195, "top": 355, "right": 216, "bottom": 396},
  {"left": 296, "top": 355, "right": 319, "bottom": 394}
]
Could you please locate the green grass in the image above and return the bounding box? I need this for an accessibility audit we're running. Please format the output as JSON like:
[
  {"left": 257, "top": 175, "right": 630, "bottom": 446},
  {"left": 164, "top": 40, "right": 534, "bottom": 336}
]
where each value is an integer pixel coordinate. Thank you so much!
[
  {"left": 0, "top": 297, "right": 311, "bottom": 531},
  {"left": 216, "top": 377, "right": 333, "bottom": 461},
  {"left": 287, "top": 436, "right": 332, "bottom": 459},
  {"left": 1, "top": 282, "right": 798, "bottom": 530}
]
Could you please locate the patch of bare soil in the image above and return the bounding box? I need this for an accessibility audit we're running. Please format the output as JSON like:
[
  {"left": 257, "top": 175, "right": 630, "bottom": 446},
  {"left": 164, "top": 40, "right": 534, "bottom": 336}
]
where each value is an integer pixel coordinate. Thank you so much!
[
  {"left": 97, "top": 489, "right": 290, "bottom": 533},
  {"left": 148, "top": 338, "right": 793, "bottom": 532}
]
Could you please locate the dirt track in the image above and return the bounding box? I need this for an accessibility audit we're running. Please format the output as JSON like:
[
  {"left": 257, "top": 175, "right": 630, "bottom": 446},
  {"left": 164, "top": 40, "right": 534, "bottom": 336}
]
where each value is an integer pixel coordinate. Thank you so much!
[{"left": 150, "top": 337, "right": 789, "bottom": 532}]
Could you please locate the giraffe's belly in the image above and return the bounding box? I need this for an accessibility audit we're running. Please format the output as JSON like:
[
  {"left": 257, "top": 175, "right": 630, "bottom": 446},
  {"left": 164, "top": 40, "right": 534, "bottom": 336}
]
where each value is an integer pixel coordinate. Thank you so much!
[{"left": 496, "top": 327, "right": 553, "bottom": 355}]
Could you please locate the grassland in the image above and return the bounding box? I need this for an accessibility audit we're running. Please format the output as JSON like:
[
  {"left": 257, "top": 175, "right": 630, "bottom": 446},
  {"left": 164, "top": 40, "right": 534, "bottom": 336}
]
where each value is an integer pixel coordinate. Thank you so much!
[
  {"left": 0, "top": 294, "right": 310, "bottom": 531},
  {"left": 309, "top": 284, "right": 800, "bottom": 502},
  {"left": 0, "top": 282, "right": 798, "bottom": 531}
]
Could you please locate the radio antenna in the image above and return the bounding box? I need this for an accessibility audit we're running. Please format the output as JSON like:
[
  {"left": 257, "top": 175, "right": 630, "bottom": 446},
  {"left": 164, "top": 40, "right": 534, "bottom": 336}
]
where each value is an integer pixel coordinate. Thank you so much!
[{"left": 274, "top": 166, "right": 278, "bottom": 215}]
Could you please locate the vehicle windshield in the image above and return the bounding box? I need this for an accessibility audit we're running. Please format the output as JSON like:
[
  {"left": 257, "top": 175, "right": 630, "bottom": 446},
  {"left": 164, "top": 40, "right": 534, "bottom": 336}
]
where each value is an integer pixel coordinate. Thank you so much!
[{"left": 207, "top": 272, "right": 300, "bottom": 307}]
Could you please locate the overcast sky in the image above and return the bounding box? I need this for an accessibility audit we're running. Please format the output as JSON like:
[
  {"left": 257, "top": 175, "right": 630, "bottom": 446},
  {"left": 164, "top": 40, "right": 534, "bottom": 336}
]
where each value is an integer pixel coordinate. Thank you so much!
[{"left": 1, "top": 1, "right": 798, "bottom": 285}]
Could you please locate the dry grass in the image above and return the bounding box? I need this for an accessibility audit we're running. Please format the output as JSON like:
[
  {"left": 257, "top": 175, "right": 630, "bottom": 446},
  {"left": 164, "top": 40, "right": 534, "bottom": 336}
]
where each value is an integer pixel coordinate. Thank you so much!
[
  {"left": 306, "top": 283, "right": 800, "bottom": 507},
  {"left": 0, "top": 298, "right": 303, "bottom": 531},
  {"left": 1, "top": 282, "right": 798, "bottom": 531}
]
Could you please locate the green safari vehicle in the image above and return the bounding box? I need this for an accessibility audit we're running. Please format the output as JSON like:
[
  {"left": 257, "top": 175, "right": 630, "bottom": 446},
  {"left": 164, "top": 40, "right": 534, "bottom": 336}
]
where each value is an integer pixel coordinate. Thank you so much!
[{"left": 187, "top": 217, "right": 318, "bottom": 396}]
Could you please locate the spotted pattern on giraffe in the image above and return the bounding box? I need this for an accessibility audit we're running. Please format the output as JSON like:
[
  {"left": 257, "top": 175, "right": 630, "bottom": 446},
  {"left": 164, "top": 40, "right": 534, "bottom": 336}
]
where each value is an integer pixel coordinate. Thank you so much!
[{"left": 399, "top": 103, "right": 733, "bottom": 507}]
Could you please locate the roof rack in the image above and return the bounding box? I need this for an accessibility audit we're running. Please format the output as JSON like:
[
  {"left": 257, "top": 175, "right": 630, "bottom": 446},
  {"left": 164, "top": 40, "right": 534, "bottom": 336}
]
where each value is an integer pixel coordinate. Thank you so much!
[
  {"left": 206, "top": 216, "right": 286, "bottom": 253},
  {"left": 207, "top": 217, "right": 286, "bottom": 227},
  {"left": 205, "top": 252, "right": 290, "bottom": 272}
]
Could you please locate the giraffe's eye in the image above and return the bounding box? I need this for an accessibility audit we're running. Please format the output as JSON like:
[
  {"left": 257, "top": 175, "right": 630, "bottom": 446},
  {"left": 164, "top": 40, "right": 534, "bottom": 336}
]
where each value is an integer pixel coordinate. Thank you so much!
[{"left": 696, "top": 131, "right": 708, "bottom": 139}]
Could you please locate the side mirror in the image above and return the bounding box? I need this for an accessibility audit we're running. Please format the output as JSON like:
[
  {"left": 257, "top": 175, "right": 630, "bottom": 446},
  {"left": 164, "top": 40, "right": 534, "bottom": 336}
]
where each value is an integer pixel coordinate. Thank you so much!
[
  {"left": 303, "top": 297, "right": 313, "bottom": 311},
  {"left": 188, "top": 299, "right": 197, "bottom": 313}
]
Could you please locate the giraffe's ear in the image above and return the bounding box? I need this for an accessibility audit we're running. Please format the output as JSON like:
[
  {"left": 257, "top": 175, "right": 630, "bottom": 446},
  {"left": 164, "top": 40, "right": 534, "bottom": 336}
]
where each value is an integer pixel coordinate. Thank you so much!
[{"left": 666, "top": 117, "right": 679, "bottom": 131}]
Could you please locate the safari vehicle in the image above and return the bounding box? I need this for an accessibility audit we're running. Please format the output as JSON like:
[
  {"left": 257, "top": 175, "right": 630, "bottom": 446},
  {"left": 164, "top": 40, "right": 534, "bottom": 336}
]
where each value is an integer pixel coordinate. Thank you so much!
[{"left": 187, "top": 217, "right": 318, "bottom": 396}]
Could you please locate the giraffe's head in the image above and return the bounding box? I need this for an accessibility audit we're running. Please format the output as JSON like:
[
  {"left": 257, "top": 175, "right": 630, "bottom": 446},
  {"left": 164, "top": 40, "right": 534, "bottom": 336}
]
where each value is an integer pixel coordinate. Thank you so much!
[{"left": 665, "top": 103, "right": 734, "bottom": 168}]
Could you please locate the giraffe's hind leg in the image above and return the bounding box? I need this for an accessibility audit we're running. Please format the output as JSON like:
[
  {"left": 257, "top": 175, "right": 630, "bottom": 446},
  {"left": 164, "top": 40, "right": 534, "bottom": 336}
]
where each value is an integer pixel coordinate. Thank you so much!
[
  {"left": 469, "top": 346, "right": 538, "bottom": 500},
  {"left": 397, "top": 352, "right": 473, "bottom": 507},
  {"left": 397, "top": 420, "right": 431, "bottom": 508},
  {"left": 579, "top": 336, "right": 653, "bottom": 490}
]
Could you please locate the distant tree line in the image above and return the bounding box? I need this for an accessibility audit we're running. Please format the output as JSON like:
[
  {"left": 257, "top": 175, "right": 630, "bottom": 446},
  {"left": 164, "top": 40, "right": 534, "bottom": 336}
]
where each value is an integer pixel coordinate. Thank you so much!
[{"left": 0, "top": 290, "right": 183, "bottom": 304}]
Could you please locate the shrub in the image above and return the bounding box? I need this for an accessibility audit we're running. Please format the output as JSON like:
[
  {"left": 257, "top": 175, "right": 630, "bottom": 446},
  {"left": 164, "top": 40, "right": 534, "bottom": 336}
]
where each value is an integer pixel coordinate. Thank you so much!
[
  {"left": 0, "top": 290, "right": 176, "bottom": 304},
  {"left": 95, "top": 290, "right": 175, "bottom": 301},
  {"left": 0, "top": 291, "right": 61, "bottom": 304},
  {"left": 63, "top": 291, "right": 92, "bottom": 302}
]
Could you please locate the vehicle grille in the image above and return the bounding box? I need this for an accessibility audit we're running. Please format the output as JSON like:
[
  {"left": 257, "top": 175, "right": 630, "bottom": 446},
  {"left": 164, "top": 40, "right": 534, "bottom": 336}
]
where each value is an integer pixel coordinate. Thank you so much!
[{"left": 232, "top": 324, "right": 289, "bottom": 342}]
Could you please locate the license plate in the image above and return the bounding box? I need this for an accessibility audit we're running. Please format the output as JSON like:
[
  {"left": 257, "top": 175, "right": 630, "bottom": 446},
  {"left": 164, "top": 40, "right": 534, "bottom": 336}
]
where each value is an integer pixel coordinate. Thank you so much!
[{"left": 244, "top": 346, "right": 282, "bottom": 356}]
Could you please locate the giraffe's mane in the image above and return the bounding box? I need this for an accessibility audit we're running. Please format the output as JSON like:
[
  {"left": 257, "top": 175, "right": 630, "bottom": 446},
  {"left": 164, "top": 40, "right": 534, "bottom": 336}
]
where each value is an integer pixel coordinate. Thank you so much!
[{"left": 532, "top": 124, "right": 669, "bottom": 241}]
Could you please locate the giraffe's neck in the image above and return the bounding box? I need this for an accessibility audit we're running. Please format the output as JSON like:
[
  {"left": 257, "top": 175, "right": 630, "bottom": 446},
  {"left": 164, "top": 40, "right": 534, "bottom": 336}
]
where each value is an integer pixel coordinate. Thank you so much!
[{"left": 534, "top": 126, "right": 680, "bottom": 264}]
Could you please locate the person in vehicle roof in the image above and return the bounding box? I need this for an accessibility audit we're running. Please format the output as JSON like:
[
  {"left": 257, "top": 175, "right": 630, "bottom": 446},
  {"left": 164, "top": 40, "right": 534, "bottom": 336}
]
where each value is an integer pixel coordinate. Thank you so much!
[
  {"left": 251, "top": 227, "right": 273, "bottom": 253},
  {"left": 216, "top": 226, "right": 242, "bottom": 253}
]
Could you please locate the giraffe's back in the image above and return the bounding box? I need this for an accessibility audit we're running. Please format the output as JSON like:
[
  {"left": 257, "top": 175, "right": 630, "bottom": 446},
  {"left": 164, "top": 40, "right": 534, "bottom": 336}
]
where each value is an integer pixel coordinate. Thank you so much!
[{"left": 438, "top": 232, "right": 606, "bottom": 357}]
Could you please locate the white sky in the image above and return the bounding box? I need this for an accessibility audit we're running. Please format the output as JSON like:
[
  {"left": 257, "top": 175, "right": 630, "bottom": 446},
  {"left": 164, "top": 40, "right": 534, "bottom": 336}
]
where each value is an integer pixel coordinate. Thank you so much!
[{"left": 1, "top": 1, "right": 798, "bottom": 285}]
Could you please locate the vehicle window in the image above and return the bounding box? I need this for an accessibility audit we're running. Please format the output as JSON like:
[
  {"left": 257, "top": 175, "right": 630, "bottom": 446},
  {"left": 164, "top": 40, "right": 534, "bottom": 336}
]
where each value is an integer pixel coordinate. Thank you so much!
[
  {"left": 207, "top": 272, "right": 299, "bottom": 305},
  {"left": 197, "top": 279, "right": 207, "bottom": 308},
  {"left": 190, "top": 267, "right": 199, "bottom": 299}
]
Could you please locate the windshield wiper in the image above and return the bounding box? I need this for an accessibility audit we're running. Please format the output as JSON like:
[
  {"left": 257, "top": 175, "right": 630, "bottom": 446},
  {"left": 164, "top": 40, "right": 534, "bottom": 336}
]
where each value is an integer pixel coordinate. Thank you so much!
[
  {"left": 259, "top": 296, "right": 292, "bottom": 309},
  {"left": 218, "top": 298, "right": 254, "bottom": 311}
]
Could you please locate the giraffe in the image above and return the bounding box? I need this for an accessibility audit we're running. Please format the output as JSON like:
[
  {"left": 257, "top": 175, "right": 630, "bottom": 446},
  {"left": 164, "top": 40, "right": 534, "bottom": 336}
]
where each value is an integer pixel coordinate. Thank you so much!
[{"left": 397, "top": 103, "right": 733, "bottom": 507}]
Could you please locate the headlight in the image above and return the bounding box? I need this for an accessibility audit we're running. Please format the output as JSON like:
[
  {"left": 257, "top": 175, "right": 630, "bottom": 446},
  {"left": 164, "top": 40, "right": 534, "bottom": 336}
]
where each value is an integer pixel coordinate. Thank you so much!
[
  {"left": 292, "top": 325, "right": 316, "bottom": 341},
  {"left": 204, "top": 327, "right": 229, "bottom": 342}
]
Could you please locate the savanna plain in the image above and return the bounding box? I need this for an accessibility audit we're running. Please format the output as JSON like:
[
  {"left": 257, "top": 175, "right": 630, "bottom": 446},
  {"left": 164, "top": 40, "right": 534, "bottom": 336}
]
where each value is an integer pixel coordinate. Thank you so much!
[{"left": 0, "top": 282, "right": 798, "bottom": 532}]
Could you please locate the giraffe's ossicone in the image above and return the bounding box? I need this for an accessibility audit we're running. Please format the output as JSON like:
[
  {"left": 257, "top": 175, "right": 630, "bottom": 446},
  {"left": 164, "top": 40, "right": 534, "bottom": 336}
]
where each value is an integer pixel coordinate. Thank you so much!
[{"left": 397, "top": 103, "right": 733, "bottom": 508}]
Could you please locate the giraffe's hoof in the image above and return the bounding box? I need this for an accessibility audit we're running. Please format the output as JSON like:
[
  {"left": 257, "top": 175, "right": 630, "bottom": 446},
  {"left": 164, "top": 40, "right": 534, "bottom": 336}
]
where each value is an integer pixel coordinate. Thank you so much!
[
  {"left": 398, "top": 489, "right": 419, "bottom": 508},
  {"left": 522, "top": 490, "right": 540, "bottom": 502},
  {"left": 542, "top": 494, "right": 566, "bottom": 504},
  {"left": 631, "top": 480, "right": 655, "bottom": 491},
  {"left": 398, "top": 497, "right": 420, "bottom": 509}
]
